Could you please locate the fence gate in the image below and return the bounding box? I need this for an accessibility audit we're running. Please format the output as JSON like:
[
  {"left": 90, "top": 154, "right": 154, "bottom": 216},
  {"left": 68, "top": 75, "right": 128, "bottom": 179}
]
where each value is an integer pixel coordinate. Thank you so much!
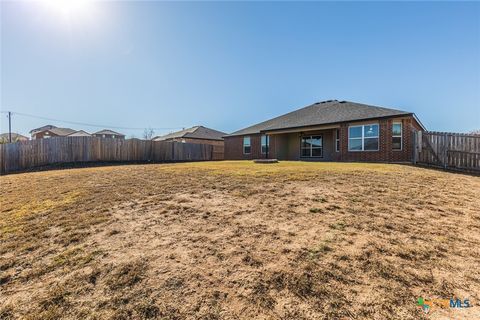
[{"left": 416, "top": 131, "right": 480, "bottom": 173}]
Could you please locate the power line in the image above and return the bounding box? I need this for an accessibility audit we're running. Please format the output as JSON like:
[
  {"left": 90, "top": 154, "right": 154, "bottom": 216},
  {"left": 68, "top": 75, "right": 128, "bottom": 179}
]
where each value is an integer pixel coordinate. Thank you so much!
[{"left": 1, "top": 110, "right": 185, "bottom": 131}]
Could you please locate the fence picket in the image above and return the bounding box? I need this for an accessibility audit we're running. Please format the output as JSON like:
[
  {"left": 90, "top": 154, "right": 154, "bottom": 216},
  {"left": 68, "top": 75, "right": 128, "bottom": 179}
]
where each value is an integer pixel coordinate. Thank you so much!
[
  {"left": 0, "top": 137, "right": 216, "bottom": 174},
  {"left": 417, "top": 131, "right": 480, "bottom": 173}
]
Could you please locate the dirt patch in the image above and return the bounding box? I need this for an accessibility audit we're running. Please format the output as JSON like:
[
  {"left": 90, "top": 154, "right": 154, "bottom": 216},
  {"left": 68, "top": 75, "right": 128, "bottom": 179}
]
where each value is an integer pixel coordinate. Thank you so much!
[{"left": 1, "top": 161, "right": 479, "bottom": 319}]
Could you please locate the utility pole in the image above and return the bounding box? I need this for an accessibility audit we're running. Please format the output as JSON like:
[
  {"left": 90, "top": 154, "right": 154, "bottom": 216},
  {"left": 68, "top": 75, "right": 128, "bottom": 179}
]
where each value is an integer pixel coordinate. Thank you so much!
[{"left": 8, "top": 111, "right": 12, "bottom": 143}]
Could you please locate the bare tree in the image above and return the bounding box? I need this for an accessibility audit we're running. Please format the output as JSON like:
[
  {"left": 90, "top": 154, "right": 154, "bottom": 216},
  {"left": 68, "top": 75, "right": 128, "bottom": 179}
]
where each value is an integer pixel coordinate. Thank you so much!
[{"left": 143, "top": 127, "right": 155, "bottom": 140}]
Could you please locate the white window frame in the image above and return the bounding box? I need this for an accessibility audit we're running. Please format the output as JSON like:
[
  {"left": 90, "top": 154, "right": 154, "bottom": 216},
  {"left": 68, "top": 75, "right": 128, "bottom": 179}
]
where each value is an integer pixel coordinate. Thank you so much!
[
  {"left": 392, "top": 122, "right": 402, "bottom": 151},
  {"left": 335, "top": 129, "right": 340, "bottom": 152},
  {"left": 261, "top": 135, "right": 269, "bottom": 154},
  {"left": 348, "top": 124, "right": 379, "bottom": 151},
  {"left": 300, "top": 135, "right": 323, "bottom": 158},
  {"left": 243, "top": 136, "right": 251, "bottom": 154}
]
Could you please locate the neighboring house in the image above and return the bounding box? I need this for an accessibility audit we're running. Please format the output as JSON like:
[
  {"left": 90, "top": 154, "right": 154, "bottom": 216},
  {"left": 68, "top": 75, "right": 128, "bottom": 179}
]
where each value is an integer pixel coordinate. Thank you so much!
[
  {"left": 0, "top": 133, "right": 29, "bottom": 143},
  {"left": 224, "top": 100, "right": 425, "bottom": 163},
  {"left": 67, "top": 130, "right": 92, "bottom": 137},
  {"left": 152, "top": 126, "right": 226, "bottom": 146},
  {"left": 31, "top": 127, "right": 77, "bottom": 139},
  {"left": 92, "top": 129, "right": 125, "bottom": 139},
  {"left": 29, "top": 124, "right": 57, "bottom": 138}
]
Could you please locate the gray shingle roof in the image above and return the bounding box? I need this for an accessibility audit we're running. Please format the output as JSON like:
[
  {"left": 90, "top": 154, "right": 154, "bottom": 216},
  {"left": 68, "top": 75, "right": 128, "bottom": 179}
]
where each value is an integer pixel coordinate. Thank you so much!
[
  {"left": 29, "top": 125, "right": 57, "bottom": 134},
  {"left": 67, "top": 130, "right": 92, "bottom": 137},
  {"left": 93, "top": 129, "right": 125, "bottom": 136},
  {"left": 153, "top": 126, "right": 226, "bottom": 141},
  {"left": 48, "top": 127, "right": 77, "bottom": 136},
  {"left": 228, "top": 100, "right": 412, "bottom": 136}
]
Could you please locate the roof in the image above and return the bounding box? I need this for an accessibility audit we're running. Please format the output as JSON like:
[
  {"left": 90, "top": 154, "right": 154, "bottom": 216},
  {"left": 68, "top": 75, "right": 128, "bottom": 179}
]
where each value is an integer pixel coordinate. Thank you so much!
[
  {"left": 0, "top": 133, "right": 28, "bottom": 140},
  {"left": 44, "top": 127, "right": 77, "bottom": 136},
  {"left": 29, "top": 125, "right": 57, "bottom": 134},
  {"left": 227, "top": 100, "right": 414, "bottom": 136},
  {"left": 153, "top": 126, "right": 227, "bottom": 141},
  {"left": 67, "top": 130, "right": 92, "bottom": 137},
  {"left": 93, "top": 129, "right": 125, "bottom": 136}
]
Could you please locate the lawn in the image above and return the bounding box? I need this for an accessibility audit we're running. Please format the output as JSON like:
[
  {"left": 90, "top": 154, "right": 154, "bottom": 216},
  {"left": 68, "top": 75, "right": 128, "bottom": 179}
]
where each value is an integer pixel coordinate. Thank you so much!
[{"left": 1, "top": 161, "right": 479, "bottom": 319}]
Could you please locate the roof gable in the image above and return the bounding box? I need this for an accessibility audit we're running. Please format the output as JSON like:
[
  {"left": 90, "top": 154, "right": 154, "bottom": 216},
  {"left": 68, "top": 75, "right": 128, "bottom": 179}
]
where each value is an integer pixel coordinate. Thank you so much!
[
  {"left": 228, "top": 100, "right": 413, "bottom": 136},
  {"left": 67, "top": 130, "right": 92, "bottom": 137},
  {"left": 29, "top": 125, "right": 57, "bottom": 134},
  {"left": 93, "top": 129, "right": 125, "bottom": 136},
  {"left": 44, "top": 127, "right": 77, "bottom": 136}
]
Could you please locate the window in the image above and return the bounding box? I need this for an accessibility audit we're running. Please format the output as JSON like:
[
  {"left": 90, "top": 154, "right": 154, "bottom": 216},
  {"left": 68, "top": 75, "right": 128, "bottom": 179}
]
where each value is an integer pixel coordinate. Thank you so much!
[
  {"left": 261, "top": 135, "right": 269, "bottom": 154},
  {"left": 348, "top": 124, "right": 379, "bottom": 151},
  {"left": 243, "top": 136, "right": 251, "bottom": 154},
  {"left": 335, "top": 130, "right": 340, "bottom": 152},
  {"left": 392, "top": 122, "right": 402, "bottom": 150},
  {"left": 112, "top": 135, "right": 116, "bottom": 139},
  {"left": 300, "top": 135, "right": 323, "bottom": 157}
]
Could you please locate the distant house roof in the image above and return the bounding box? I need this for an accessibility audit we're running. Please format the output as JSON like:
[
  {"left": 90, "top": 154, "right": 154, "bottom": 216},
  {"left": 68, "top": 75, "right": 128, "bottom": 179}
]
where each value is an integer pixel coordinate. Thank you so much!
[
  {"left": 93, "top": 129, "right": 125, "bottom": 136},
  {"left": 227, "top": 100, "right": 420, "bottom": 136},
  {"left": 67, "top": 130, "right": 92, "bottom": 137},
  {"left": 29, "top": 125, "right": 57, "bottom": 134},
  {"left": 44, "top": 127, "right": 77, "bottom": 136},
  {"left": 153, "top": 126, "right": 227, "bottom": 141},
  {"left": 0, "top": 132, "right": 28, "bottom": 141}
]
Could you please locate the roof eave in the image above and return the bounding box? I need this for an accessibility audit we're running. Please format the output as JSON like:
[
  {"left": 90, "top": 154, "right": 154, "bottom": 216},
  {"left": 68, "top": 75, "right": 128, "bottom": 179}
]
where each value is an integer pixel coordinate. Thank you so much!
[
  {"left": 412, "top": 113, "right": 427, "bottom": 131},
  {"left": 225, "top": 113, "right": 413, "bottom": 137}
]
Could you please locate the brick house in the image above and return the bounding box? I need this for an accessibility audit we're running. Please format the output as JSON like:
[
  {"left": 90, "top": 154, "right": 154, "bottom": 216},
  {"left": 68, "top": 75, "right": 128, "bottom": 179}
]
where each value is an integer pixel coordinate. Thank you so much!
[
  {"left": 92, "top": 130, "right": 125, "bottom": 139},
  {"left": 31, "top": 127, "right": 77, "bottom": 139},
  {"left": 153, "top": 126, "right": 226, "bottom": 160},
  {"left": 29, "top": 124, "right": 57, "bottom": 139},
  {"left": 224, "top": 100, "right": 425, "bottom": 163},
  {"left": 153, "top": 126, "right": 226, "bottom": 147}
]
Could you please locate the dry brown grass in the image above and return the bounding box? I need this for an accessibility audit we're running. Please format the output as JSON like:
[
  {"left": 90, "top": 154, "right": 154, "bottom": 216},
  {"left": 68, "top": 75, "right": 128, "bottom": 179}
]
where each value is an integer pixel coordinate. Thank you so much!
[{"left": 1, "top": 161, "right": 479, "bottom": 319}]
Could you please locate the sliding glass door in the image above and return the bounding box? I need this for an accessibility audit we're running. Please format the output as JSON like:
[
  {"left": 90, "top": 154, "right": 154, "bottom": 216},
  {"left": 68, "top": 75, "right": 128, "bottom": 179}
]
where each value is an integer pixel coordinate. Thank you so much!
[{"left": 300, "top": 135, "right": 323, "bottom": 158}]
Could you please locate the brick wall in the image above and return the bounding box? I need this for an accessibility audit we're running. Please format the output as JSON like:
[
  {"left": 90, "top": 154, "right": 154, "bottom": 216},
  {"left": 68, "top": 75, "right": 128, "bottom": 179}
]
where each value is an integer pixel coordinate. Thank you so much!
[
  {"left": 224, "top": 134, "right": 276, "bottom": 160},
  {"left": 338, "top": 116, "right": 418, "bottom": 162},
  {"left": 224, "top": 115, "right": 422, "bottom": 163},
  {"left": 32, "top": 131, "right": 61, "bottom": 139}
]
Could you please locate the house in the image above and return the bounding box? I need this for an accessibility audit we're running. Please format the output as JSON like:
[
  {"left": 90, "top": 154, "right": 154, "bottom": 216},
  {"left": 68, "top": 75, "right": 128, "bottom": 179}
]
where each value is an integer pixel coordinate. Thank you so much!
[
  {"left": 152, "top": 126, "right": 226, "bottom": 147},
  {"left": 67, "top": 130, "right": 92, "bottom": 137},
  {"left": 29, "top": 124, "right": 57, "bottom": 138},
  {"left": 92, "top": 130, "right": 125, "bottom": 139},
  {"left": 0, "top": 132, "right": 29, "bottom": 143},
  {"left": 31, "top": 127, "right": 77, "bottom": 139},
  {"left": 224, "top": 100, "right": 425, "bottom": 163}
]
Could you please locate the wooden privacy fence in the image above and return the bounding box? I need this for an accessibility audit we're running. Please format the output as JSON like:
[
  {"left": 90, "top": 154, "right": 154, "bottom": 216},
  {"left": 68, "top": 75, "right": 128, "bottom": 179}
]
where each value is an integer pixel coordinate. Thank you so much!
[
  {"left": 415, "top": 131, "right": 480, "bottom": 173},
  {"left": 0, "top": 137, "right": 219, "bottom": 174},
  {"left": 212, "top": 144, "right": 224, "bottom": 162}
]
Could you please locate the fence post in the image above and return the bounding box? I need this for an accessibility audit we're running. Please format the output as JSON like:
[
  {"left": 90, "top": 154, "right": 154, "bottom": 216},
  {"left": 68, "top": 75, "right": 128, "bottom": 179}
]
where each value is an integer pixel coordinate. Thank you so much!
[{"left": 443, "top": 133, "right": 448, "bottom": 169}]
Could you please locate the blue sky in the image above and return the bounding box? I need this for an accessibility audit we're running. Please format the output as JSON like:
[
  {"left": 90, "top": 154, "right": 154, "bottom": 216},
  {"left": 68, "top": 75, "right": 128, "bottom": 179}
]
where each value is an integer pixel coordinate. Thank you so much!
[{"left": 1, "top": 1, "right": 479, "bottom": 137}]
